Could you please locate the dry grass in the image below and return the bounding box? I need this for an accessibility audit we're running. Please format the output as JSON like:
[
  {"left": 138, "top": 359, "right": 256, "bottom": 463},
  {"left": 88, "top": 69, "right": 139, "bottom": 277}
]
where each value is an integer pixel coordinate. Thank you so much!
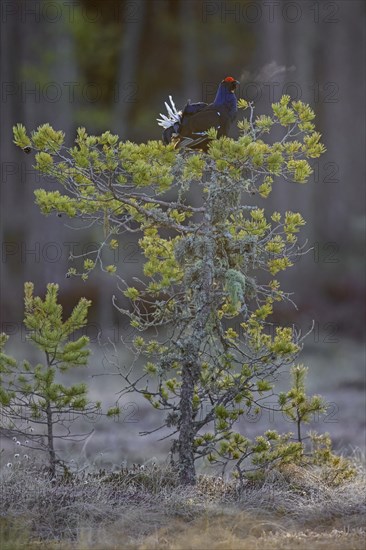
[
  {"left": 0, "top": 455, "right": 365, "bottom": 550},
  {"left": 138, "top": 524, "right": 366, "bottom": 550}
]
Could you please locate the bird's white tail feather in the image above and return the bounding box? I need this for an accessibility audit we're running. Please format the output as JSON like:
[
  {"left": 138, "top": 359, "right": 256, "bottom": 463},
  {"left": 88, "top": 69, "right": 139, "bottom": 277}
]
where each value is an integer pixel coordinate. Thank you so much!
[{"left": 157, "top": 95, "right": 181, "bottom": 129}]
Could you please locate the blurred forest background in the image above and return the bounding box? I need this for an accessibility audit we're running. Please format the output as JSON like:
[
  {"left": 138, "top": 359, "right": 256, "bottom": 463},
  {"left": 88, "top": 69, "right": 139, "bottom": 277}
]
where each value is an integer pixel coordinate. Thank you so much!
[{"left": 1, "top": 1, "right": 365, "bottom": 458}]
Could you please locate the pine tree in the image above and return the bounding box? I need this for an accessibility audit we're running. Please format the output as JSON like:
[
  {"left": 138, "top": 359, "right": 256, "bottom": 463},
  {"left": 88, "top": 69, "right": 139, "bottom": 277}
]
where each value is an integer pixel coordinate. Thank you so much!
[
  {"left": 0, "top": 283, "right": 101, "bottom": 477},
  {"left": 280, "top": 364, "right": 327, "bottom": 444},
  {"left": 13, "top": 95, "right": 327, "bottom": 484}
]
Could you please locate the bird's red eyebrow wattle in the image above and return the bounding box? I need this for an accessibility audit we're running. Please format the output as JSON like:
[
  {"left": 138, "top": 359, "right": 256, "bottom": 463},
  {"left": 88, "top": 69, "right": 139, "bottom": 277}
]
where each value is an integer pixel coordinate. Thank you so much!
[{"left": 224, "top": 76, "right": 235, "bottom": 82}]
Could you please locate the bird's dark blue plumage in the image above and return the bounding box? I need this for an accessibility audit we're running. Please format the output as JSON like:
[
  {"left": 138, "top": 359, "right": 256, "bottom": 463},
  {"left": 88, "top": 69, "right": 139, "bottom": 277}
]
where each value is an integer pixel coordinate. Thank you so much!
[
  {"left": 183, "top": 102, "right": 207, "bottom": 115},
  {"left": 212, "top": 80, "right": 238, "bottom": 119},
  {"left": 157, "top": 77, "right": 239, "bottom": 151}
]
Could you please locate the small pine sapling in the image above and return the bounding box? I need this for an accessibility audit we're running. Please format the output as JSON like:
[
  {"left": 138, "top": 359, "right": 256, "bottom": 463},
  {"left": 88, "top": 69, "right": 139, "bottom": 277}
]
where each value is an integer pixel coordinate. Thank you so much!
[
  {"left": 279, "top": 365, "right": 355, "bottom": 484},
  {"left": 280, "top": 364, "right": 327, "bottom": 444},
  {"left": 0, "top": 283, "right": 101, "bottom": 477}
]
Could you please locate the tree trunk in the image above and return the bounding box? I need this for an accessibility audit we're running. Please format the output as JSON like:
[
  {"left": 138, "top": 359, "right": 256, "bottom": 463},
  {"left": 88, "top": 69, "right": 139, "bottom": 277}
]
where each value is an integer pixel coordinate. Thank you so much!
[
  {"left": 178, "top": 357, "right": 199, "bottom": 485},
  {"left": 0, "top": 0, "right": 79, "bottom": 325},
  {"left": 177, "top": 188, "right": 215, "bottom": 485},
  {"left": 46, "top": 400, "right": 56, "bottom": 478},
  {"left": 113, "top": 0, "right": 145, "bottom": 139}
]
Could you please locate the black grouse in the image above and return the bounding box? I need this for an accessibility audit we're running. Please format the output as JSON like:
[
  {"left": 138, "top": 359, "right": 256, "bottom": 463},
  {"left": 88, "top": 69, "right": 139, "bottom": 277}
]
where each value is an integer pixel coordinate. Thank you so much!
[{"left": 157, "top": 76, "right": 240, "bottom": 151}]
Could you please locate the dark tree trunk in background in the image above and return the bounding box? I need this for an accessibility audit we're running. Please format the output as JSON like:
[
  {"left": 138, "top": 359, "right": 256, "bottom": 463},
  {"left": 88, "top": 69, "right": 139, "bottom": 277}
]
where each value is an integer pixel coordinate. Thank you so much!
[
  {"left": 180, "top": 0, "right": 199, "bottom": 101},
  {"left": 113, "top": 0, "right": 146, "bottom": 139},
  {"left": 252, "top": 10, "right": 287, "bottom": 211},
  {"left": 285, "top": 18, "right": 317, "bottom": 248},
  {"left": 316, "top": 3, "right": 365, "bottom": 247},
  {"left": 1, "top": 0, "right": 81, "bottom": 325},
  {"left": 0, "top": 0, "right": 25, "bottom": 324},
  {"left": 252, "top": 12, "right": 300, "bottom": 293},
  {"left": 23, "top": 0, "right": 78, "bottom": 288}
]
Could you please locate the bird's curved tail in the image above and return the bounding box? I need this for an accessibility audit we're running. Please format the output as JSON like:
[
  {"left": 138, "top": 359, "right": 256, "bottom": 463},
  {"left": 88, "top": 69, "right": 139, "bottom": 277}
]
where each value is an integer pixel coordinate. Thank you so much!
[{"left": 157, "top": 96, "right": 182, "bottom": 129}]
